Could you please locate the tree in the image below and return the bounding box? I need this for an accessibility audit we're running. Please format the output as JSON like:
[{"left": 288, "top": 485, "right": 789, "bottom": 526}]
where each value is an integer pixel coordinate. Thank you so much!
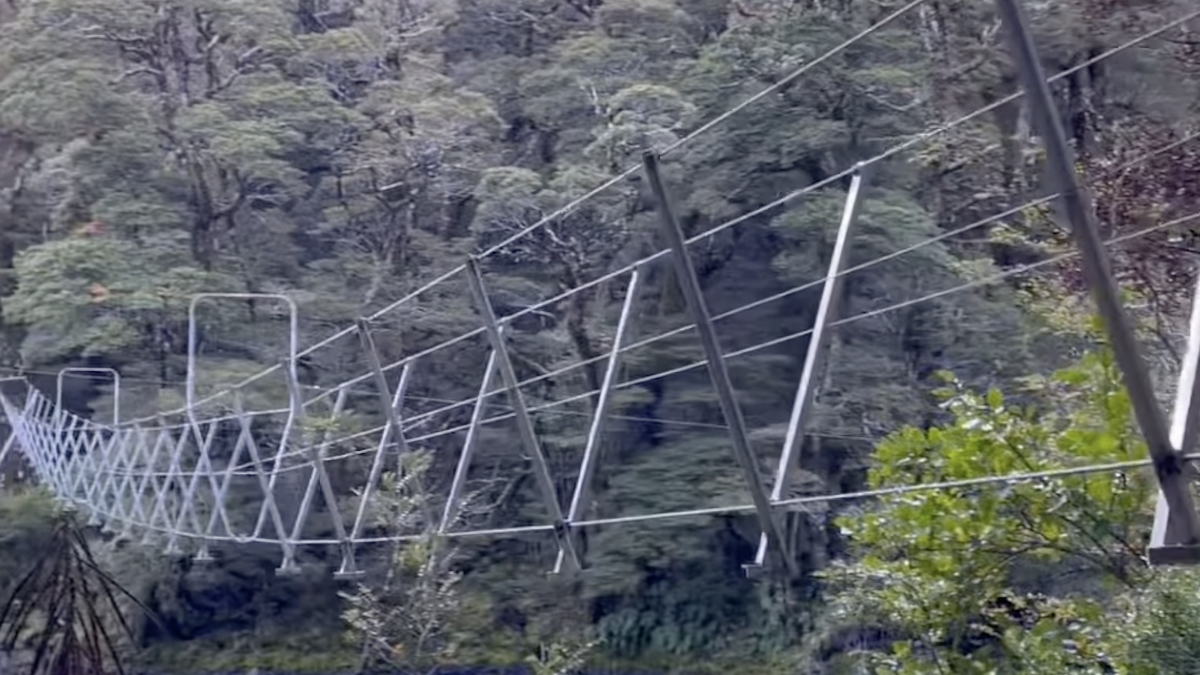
[
  {"left": 1119, "top": 568, "right": 1200, "bottom": 675},
  {"left": 4, "top": 230, "right": 216, "bottom": 366},
  {"left": 0, "top": 490, "right": 153, "bottom": 675},
  {"left": 820, "top": 348, "right": 1153, "bottom": 673}
]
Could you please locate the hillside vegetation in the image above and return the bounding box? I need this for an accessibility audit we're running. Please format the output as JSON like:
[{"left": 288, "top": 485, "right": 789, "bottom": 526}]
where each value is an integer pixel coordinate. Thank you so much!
[{"left": 2, "top": 0, "right": 1200, "bottom": 673}]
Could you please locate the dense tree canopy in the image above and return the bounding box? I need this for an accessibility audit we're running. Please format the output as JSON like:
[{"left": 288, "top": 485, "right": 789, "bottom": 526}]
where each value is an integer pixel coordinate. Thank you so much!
[{"left": 1, "top": 0, "right": 1199, "bottom": 672}]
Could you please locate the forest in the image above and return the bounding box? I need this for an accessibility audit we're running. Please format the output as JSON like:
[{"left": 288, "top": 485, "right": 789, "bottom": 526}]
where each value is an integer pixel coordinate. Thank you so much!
[{"left": 2, "top": 0, "right": 1200, "bottom": 673}]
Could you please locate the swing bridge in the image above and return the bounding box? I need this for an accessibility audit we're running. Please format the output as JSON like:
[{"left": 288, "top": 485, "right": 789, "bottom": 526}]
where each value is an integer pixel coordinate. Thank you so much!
[{"left": 3, "top": 0, "right": 1200, "bottom": 577}]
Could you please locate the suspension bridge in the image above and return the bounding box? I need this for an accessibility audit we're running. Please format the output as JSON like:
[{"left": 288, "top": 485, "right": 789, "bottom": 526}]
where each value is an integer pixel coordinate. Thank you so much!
[{"left": 2, "top": 0, "right": 1200, "bottom": 577}]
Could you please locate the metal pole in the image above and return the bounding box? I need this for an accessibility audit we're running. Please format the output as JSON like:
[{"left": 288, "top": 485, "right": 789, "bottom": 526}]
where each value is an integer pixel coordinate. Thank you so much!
[
  {"left": 0, "top": 435, "right": 14, "bottom": 483},
  {"left": 357, "top": 319, "right": 435, "bottom": 528},
  {"left": 554, "top": 266, "right": 644, "bottom": 574},
  {"left": 641, "top": 150, "right": 798, "bottom": 576},
  {"left": 748, "top": 167, "right": 866, "bottom": 576},
  {"left": 283, "top": 368, "right": 355, "bottom": 576},
  {"left": 464, "top": 256, "right": 581, "bottom": 573},
  {"left": 55, "top": 368, "right": 121, "bottom": 425},
  {"left": 995, "top": 0, "right": 1200, "bottom": 545},
  {"left": 1150, "top": 269, "right": 1200, "bottom": 564},
  {"left": 439, "top": 350, "right": 498, "bottom": 535},
  {"left": 229, "top": 393, "right": 294, "bottom": 573},
  {"left": 346, "top": 362, "right": 412, "bottom": 559}
]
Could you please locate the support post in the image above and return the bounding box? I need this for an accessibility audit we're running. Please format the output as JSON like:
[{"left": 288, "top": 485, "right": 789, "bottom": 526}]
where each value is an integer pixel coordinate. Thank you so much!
[
  {"left": 995, "top": 0, "right": 1200, "bottom": 546},
  {"left": 283, "top": 370, "right": 355, "bottom": 576},
  {"left": 1150, "top": 269, "right": 1200, "bottom": 564},
  {"left": 344, "top": 357, "right": 413, "bottom": 578},
  {"left": 439, "top": 350, "right": 498, "bottom": 535},
  {"left": 229, "top": 393, "right": 295, "bottom": 573},
  {"left": 747, "top": 167, "right": 866, "bottom": 577},
  {"left": 464, "top": 257, "right": 581, "bottom": 573},
  {"left": 642, "top": 151, "right": 798, "bottom": 577},
  {"left": 357, "top": 320, "right": 435, "bottom": 528},
  {"left": 0, "top": 434, "right": 13, "bottom": 475},
  {"left": 554, "top": 266, "right": 644, "bottom": 574}
]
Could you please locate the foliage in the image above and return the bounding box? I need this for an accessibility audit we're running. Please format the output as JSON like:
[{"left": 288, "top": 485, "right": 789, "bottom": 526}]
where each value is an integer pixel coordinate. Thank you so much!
[
  {"left": 1119, "top": 568, "right": 1200, "bottom": 675},
  {"left": 0, "top": 505, "right": 154, "bottom": 675},
  {"left": 6, "top": 235, "right": 216, "bottom": 363},
  {"left": 340, "top": 452, "right": 470, "bottom": 673},
  {"left": 0, "top": 0, "right": 1198, "bottom": 670},
  {"left": 822, "top": 349, "right": 1154, "bottom": 673},
  {"left": 0, "top": 489, "right": 58, "bottom": 600},
  {"left": 526, "top": 639, "right": 601, "bottom": 675}
]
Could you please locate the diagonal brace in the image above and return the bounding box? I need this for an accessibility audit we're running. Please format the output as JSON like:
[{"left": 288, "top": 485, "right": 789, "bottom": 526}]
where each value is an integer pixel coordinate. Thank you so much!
[
  {"left": 642, "top": 150, "right": 798, "bottom": 577},
  {"left": 554, "top": 265, "right": 645, "bottom": 574},
  {"left": 345, "top": 360, "right": 413, "bottom": 561},
  {"left": 0, "top": 434, "right": 14, "bottom": 476},
  {"left": 465, "top": 257, "right": 581, "bottom": 573},
  {"left": 1150, "top": 268, "right": 1200, "bottom": 564},
  {"left": 748, "top": 166, "right": 867, "bottom": 576},
  {"left": 440, "top": 350, "right": 498, "bottom": 536},
  {"left": 357, "top": 320, "right": 437, "bottom": 542},
  {"left": 995, "top": 0, "right": 1200, "bottom": 546}
]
